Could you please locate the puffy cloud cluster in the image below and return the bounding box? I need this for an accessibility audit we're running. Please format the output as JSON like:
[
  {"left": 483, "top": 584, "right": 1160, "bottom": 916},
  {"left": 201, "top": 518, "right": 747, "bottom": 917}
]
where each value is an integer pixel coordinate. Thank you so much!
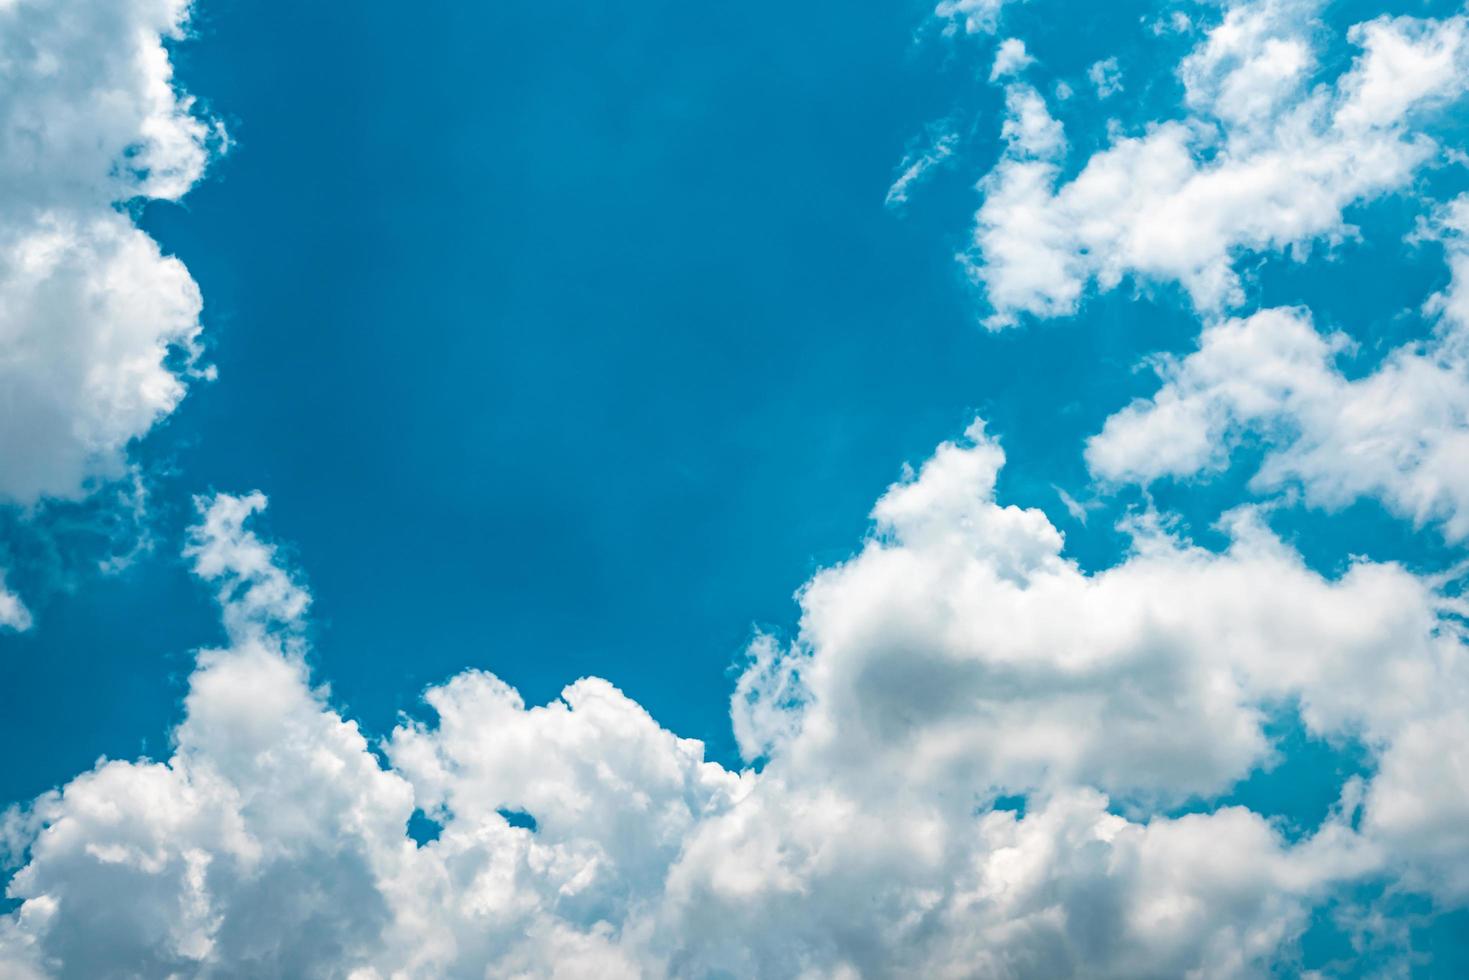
[
  {"left": 934, "top": 0, "right": 1022, "bottom": 37},
  {"left": 1088, "top": 57, "right": 1123, "bottom": 99},
  {"left": 717, "top": 426, "right": 1469, "bottom": 958},
  {"left": 970, "top": 1, "right": 1469, "bottom": 326},
  {"left": 0, "top": 0, "right": 220, "bottom": 505},
  {"left": 0, "top": 495, "right": 749, "bottom": 978},
  {"left": 0, "top": 574, "right": 31, "bottom": 633},
  {"left": 4, "top": 422, "right": 1468, "bottom": 976},
  {"left": 3, "top": 0, "right": 1467, "bottom": 976},
  {"left": 990, "top": 38, "right": 1035, "bottom": 81},
  {"left": 1089, "top": 194, "right": 1469, "bottom": 540}
]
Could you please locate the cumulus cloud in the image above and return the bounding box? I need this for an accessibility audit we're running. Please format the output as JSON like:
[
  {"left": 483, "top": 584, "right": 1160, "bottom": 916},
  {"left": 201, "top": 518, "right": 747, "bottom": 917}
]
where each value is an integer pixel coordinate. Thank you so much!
[
  {"left": 990, "top": 38, "right": 1035, "bottom": 81},
  {"left": 672, "top": 425, "right": 1469, "bottom": 974},
  {"left": 2, "top": 1, "right": 1465, "bottom": 975},
  {"left": 0, "top": 494, "right": 748, "bottom": 978},
  {"left": 1089, "top": 196, "right": 1469, "bottom": 540},
  {"left": 0, "top": 573, "right": 31, "bottom": 632},
  {"left": 934, "top": 0, "right": 1023, "bottom": 37},
  {"left": 968, "top": 1, "right": 1469, "bottom": 326},
  {"left": 3, "top": 423, "right": 1467, "bottom": 976},
  {"left": 0, "top": 0, "right": 220, "bottom": 505},
  {"left": 736, "top": 423, "right": 1467, "bottom": 808}
]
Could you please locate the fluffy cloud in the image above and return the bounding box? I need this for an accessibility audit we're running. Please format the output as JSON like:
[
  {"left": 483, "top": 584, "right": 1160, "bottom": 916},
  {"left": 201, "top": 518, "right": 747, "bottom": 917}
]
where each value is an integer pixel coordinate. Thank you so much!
[
  {"left": 0, "top": 0, "right": 219, "bottom": 505},
  {"left": 969, "top": 1, "right": 1469, "bottom": 326},
  {"left": 4, "top": 422, "right": 1467, "bottom": 976},
  {"left": 990, "top": 38, "right": 1035, "bottom": 81},
  {"left": 0, "top": 494, "right": 747, "bottom": 978},
  {"left": 1089, "top": 195, "right": 1469, "bottom": 540},
  {"left": 934, "top": 0, "right": 1017, "bottom": 36},
  {"left": 672, "top": 424, "right": 1469, "bottom": 975},
  {"left": 727, "top": 424, "right": 1467, "bottom": 833},
  {"left": 3, "top": 0, "right": 1466, "bottom": 975},
  {"left": 1088, "top": 57, "right": 1122, "bottom": 99},
  {"left": 0, "top": 573, "right": 31, "bottom": 632}
]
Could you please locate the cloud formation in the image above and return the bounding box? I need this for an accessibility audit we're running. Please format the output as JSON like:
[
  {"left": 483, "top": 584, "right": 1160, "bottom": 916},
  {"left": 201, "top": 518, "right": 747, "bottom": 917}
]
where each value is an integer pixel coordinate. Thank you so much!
[
  {"left": 0, "top": 574, "right": 31, "bottom": 633},
  {"left": 2, "top": 0, "right": 1467, "bottom": 976},
  {"left": 991, "top": 38, "right": 1036, "bottom": 81},
  {"left": 3, "top": 425, "right": 1467, "bottom": 976},
  {"left": 0, "top": 494, "right": 746, "bottom": 978},
  {"left": 934, "top": 0, "right": 1023, "bottom": 37},
  {"left": 969, "top": 1, "right": 1469, "bottom": 326},
  {"left": 886, "top": 125, "right": 960, "bottom": 209},
  {"left": 1088, "top": 56, "right": 1122, "bottom": 98},
  {"left": 0, "top": 0, "right": 220, "bottom": 505},
  {"left": 1089, "top": 194, "right": 1469, "bottom": 540}
]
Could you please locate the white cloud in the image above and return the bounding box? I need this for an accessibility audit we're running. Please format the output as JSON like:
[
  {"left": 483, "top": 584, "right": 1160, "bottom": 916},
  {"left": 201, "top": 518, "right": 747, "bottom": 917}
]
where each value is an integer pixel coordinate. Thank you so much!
[
  {"left": 0, "top": 494, "right": 748, "bottom": 978},
  {"left": 2, "top": 2, "right": 1466, "bottom": 974},
  {"left": 3, "top": 423, "right": 1467, "bottom": 975},
  {"left": 885, "top": 126, "right": 959, "bottom": 210},
  {"left": 990, "top": 37, "right": 1035, "bottom": 81},
  {"left": 1088, "top": 56, "right": 1123, "bottom": 98},
  {"left": 0, "top": 0, "right": 220, "bottom": 505},
  {"left": 1178, "top": 0, "right": 1317, "bottom": 129},
  {"left": 1054, "top": 484, "right": 1097, "bottom": 525},
  {"left": 966, "top": 84, "right": 1078, "bottom": 321},
  {"left": 0, "top": 572, "right": 30, "bottom": 632},
  {"left": 934, "top": 0, "right": 1022, "bottom": 37},
  {"left": 1088, "top": 307, "right": 1345, "bottom": 486},
  {"left": 739, "top": 424, "right": 1466, "bottom": 804},
  {"left": 999, "top": 84, "right": 1066, "bottom": 159},
  {"left": 674, "top": 425, "right": 1468, "bottom": 974},
  {"left": 968, "top": 2, "right": 1469, "bottom": 327},
  {"left": 1089, "top": 200, "right": 1469, "bottom": 540}
]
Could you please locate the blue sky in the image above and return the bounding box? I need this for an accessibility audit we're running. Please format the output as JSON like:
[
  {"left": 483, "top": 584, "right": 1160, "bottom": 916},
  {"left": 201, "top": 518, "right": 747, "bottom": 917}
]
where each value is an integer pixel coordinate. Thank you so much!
[
  {"left": 1, "top": 0, "right": 1204, "bottom": 792},
  {"left": 3, "top": 0, "right": 1469, "bottom": 975}
]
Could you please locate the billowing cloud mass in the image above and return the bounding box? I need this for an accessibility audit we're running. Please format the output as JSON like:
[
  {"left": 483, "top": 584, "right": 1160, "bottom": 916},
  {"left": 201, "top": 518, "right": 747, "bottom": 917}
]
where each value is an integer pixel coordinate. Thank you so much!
[
  {"left": 971, "top": 1, "right": 1469, "bottom": 326},
  {"left": 3, "top": 0, "right": 1469, "bottom": 975},
  {"left": 0, "top": 0, "right": 219, "bottom": 505},
  {"left": 1089, "top": 193, "right": 1469, "bottom": 540},
  {"left": 0, "top": 574, "right": 31, "bottom": 633},
  {"left": 990, "top": 38, "right": 1035, "bottom": 81},
  {"left": 935, "top": 0, "right": 1022, "bottom": 37},
  {"left": 3, "top": 425, "right": 1468, "bottom": 976}
]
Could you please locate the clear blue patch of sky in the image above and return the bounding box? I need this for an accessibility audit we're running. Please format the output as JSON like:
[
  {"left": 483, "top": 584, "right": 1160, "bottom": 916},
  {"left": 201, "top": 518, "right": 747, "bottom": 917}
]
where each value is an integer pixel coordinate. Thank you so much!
[
  {"left": 1154, "top": 702, "right": 1375, "bottom": 841},
  {"left": 1295, "top": 882, "right": 1469, "bottom": 978}
]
